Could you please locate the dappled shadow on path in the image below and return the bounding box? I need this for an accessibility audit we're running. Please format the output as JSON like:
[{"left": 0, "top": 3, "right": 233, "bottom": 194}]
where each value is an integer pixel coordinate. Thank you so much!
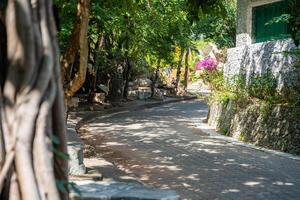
[{"left": 79, "top": 100, "right": 300, "bottom": 200}]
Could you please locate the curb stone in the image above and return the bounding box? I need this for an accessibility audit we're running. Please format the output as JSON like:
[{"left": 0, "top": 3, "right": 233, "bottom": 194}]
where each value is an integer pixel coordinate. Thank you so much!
[
  {"left": 75, "top": 96, "right": 197, "bottom": 130},
  {"left": 195, "top": 117, "right": 300, "bottom": 161},
  {"left": 70, "top": 180, "right": 180, "bottom": 200},
  {"left": 67, "top": 127, "right": 86, "bottom": 175}
]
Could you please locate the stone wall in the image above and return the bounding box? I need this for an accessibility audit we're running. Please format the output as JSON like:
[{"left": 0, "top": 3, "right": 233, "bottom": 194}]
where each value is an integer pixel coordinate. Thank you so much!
[
  {"left": 207, "top": 0, "right": 300, "bottom": 155},
  {"left": 231, "top": 0, "right": 299, "bottom": 91},
  {"left": 224, "top": 39, "right": 299, "bottom": 91},
  {"left": 207, "top": 100, "right": 300, "bottom": 155}
]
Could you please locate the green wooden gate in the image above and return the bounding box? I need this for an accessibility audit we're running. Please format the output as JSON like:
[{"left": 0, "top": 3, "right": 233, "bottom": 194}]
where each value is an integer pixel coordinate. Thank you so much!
[{"left": 252, "top": 0, "right": 291, "bottom": 43}]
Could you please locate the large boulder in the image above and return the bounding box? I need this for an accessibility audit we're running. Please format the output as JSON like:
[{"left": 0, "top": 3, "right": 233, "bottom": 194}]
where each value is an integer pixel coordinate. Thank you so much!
[
  {"left": 136, "top": 78, "right": 152, "bottom": 87},
  {"left": 137, "top": 87, "right": 152, "bottom": 100}
]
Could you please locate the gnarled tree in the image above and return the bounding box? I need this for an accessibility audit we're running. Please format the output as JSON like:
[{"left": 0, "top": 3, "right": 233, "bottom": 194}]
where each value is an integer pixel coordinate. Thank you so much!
[
  {"left": 61, "top": 0, "right": 90, "bottom": 99},
  {"left": 0, "top": 0, "right": 68, "bottom": 199}
]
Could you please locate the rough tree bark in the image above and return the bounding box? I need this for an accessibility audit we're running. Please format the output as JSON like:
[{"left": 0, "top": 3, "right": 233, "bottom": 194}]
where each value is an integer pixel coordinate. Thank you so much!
[
  {"left": 95, "top": 35, "right": 105, "bottom": 84},
  {"left": 123, "top": 58, "right": 132, "bottom": 99},
  {"left": 183, "top": 48, "right": 190, "bottom": 91},
  {"left": 123, "top": 15, "right": 131, "bottom": 99},
  {"left": 0, "top": 13, "right": 7, "bottom": 87},
  {"left": 61, "top": 0, "right": 90, "bottom": 98},
  {"left": 151, "top": 59, "right": 161, "bottom": 98},
  {"left": 88, "top": 34, "right": 105, "bottom": 102},
  {"left": 175, "top": 48, "right": 185, "bottom": 94},
  {"left": 0, "top": 0, "right": 68, "bottom": 199}
]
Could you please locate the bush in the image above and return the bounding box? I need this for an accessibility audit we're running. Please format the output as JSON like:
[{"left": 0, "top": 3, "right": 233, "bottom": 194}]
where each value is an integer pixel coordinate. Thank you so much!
[{"left": 247, "top": 70, "right": 277, "bottom": 100}]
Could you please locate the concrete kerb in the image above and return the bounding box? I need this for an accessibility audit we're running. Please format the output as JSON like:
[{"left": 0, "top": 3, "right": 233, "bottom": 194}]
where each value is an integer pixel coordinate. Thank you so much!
[
  {"left": 195, "top": 117, "right": 300, "bottom": 162},
  {"left": 75, "top": 96, "right": 197, "bottom": 130}
]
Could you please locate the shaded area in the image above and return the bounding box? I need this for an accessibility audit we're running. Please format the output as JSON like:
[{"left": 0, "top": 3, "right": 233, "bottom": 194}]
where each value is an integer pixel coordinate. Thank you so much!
[{"left": 79, "top": 100, "right": 300, "bottom": 200}]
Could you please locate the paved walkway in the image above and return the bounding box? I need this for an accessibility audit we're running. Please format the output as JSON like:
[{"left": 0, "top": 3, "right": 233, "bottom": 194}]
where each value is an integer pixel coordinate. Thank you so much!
[{"left": 80, "top": 100, "right": 300, "bottom": 200}]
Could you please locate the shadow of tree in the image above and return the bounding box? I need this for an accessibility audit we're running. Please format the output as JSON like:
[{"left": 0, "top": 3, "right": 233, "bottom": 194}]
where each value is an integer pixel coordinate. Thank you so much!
[{"left": 79, "top": 100, "right": 300, "bottom": 200}]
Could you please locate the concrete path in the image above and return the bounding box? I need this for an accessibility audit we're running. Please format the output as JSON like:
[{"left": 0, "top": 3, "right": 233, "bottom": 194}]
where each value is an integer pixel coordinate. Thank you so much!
[{"left": 81, "top": 100, "right": 300, "bottom": 200}]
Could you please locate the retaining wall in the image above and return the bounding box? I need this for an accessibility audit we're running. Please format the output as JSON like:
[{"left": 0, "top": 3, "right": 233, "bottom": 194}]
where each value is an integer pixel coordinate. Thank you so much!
[{"left": 207, "top": 100, "right": 300, "bottom": 155}]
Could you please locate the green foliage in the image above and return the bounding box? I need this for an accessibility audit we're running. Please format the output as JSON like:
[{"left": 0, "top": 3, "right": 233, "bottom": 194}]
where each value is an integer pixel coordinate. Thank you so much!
[
  {"left": 289, "top": 0, "right": 300, "bottom": 46},
  {"left": 202, "top": 68, "right": 300, "bottom": 113},
  {"left": 198, "top": 69, "right": 224, "bottom": 91},
  {"left": 259, "top": 100, "right": 273, "bottom": 120},
  {"left": 248, "top": 71, "right": 277, "bottom": 101},
  {"left": 265, "top": 14, "right": 291, "bottom": 26},
  {"left": 187, "top": 0, "right": 236, "bottom": 21},
  {"left": 296, "top": 106, "right": 300, "bottom": 117},
  {"left": 55, "top": 0, "right": 77, "bottom": 51},
  {"left": 191, "top": 1, "right": 236, "bottom": 48},
  {"left": 264, "top": 0, "right": 299, "bottom": 46},
  {"left": 56, "top": 180, "right": 68, "bottom": 194},
  {"left": 86, "top": 0, "right": 194, "bottom": 77},
  {"left": 0, "top": 0, "right": 7, "bottom": 10},
  {"left": 53, "top": 147, "right": 70, "bottom": 160},
  {"left": 56, "top": 180, "right": 81, "bottom": 196},
  {"left": 50, "top": 134, "right": 70, "bottom": 160},
  {"left": 55, "top": 0, "right": 238, "bottom": 93}
]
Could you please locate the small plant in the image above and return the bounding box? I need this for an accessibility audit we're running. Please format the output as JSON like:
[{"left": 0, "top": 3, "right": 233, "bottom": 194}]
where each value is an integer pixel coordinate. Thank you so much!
[
  {"left": 194, "top": 57, "right": 224, "bottom": 91},
  {"left": 260, "top": 100, "right": 273, "bottom": 120},
  {"left": 247, "top": 70, "right": 278, "bottom": 100}
]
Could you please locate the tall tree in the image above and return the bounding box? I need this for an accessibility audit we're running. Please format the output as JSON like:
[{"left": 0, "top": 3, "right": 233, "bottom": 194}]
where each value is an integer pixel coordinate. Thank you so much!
[
  {"left": 183, "top": 47, "right": 190, "bottom": 90},
  {"left": 151, "top": 59, "right": 161, "bottom": 98},
  {"left": 0, "top": 0, "right": 68, "bottom": 199},
  {"left": 61, "top": 0, "right": 91, "bottom": 99},
  {"left": 175, "top": 48, "right": 185, "bottom": 94}
]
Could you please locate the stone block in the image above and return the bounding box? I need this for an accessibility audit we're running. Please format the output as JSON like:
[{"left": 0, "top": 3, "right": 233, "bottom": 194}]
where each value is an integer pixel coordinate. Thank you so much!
[
  {"left": 70, "top": 180, "right": 180, "bottom": 200},
  {"left": 135, "top": 78, "right": 152, "bottom": 87},
  {"left": 138, "top": 87, "right": 152, "bottom": 100},
  {"left": 67, "top": 128, "right": 86, "bottom": 175},
  {"left": 207, "top": 100, "right": 300, "bottom": 154}
]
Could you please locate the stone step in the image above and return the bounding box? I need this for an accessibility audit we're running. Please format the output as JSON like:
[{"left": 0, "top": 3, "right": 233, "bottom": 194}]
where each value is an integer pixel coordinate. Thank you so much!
[
  {"left": 67, "top": 127, "right": 86, "bottom": 175},
  {"left": 70, "top": 180, "right": 180, "bottom": 200}
]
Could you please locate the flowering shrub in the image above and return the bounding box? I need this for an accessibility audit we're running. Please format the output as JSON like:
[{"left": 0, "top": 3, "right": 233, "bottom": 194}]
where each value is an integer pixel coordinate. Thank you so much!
[{"left": 195, "top": 57, "right": 218, "bottom": 71}]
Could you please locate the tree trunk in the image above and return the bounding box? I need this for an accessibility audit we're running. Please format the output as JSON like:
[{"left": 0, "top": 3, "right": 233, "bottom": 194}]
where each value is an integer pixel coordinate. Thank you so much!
[
  {"left": 89, "top": 35, "right": 105, "bottom": 102},
  {"left": 0, "top": 16, "right": 7, "bottom": 87},
  {"left": 175, "top": 48, "right": 185, "bottom": 94},
  {"left": 61, "top": 0, "right": 90, "bottom": 98},
  {"left": 183, "top": 48, "right": 190, "bottom": 91},
  {"left": 151, "top": 59, "right": 161, "bottom": 98},
  {"left": 123, "top": 59, "right": 132, "bottom": 99},
  {"left": 0, "top": 0, "right": 68, "bottom": 199},
  {"left": 123, "top": 16, "right": 131, "bottom": 99}
]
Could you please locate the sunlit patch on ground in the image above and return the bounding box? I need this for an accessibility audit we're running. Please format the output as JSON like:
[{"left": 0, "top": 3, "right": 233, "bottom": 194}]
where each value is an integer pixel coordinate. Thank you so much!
[{"left": 79, "top": 101, "right": 300, "bottom": 199}]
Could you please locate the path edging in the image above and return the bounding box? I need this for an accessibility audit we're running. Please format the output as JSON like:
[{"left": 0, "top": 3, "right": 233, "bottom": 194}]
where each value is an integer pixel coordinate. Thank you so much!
[
  {"left": 195, "top": 117, "right": 300, "bottom": 161},
  {"left": 75, "top": 96, "right": 197, "bottom": 130}
]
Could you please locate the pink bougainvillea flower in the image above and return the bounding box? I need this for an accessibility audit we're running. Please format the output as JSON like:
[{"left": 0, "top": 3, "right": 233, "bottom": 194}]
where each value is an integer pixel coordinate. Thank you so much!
[{"left": 195, "top": 57, "right": 218, "bottom": 71}]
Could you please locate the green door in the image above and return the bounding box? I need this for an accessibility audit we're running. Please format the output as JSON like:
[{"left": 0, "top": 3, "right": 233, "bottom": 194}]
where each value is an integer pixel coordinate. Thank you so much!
[{"left": 252, "top": 0, "right": 291, "bottom": 43}]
